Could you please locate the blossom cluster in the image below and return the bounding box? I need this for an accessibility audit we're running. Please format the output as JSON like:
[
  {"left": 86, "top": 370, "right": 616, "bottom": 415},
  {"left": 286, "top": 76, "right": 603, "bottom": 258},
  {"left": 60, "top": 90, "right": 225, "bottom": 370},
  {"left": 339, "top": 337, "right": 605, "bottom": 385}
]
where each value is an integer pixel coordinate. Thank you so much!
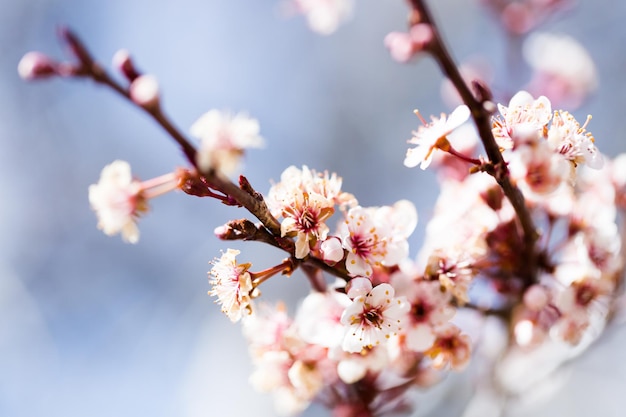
[
  {"left": 201, "top": 91, "right": 621, "bottom": 414},
  {"left": 81, "top": 85, "right": 625, "bottom": 415},
  {"left": 19, "top": 1, "right": 626, "bottom": 416},
  {"left": 415, "top": 91, "right": 621, "bottom": 349},
  {"left": 204, "top": 163, "right": 477, "bottom": 413}
]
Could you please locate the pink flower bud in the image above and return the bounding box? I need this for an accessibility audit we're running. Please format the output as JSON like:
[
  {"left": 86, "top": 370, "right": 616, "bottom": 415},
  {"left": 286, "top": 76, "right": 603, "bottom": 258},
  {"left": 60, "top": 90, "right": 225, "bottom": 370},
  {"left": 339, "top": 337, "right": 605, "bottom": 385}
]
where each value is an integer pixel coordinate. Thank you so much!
[
  {"left": 18, "top": 52, "right": 57, "bottom": 80},
  {"left": 320, "top": 237, "right": 344, "bottom": 264},
  {"left": 130, "top": 74, "right": 160, "bottom": 108},
  {"left": 345, "top": 276, "right": 372, "bottom": 299},
  {"left": 384, "top": 31, "right": 416, "bottom": 63},
  {"left": 408, "top": 23, "right": 434, "bottom": 49},
  {"left": 214, "top": 225, "right": 230, "bottom": 239},
  {"left": 113, "top": 49, "right": 141, "bottom": 82},
  {"left": 385, "top": 24, "right": 433, "bottom": 63}
]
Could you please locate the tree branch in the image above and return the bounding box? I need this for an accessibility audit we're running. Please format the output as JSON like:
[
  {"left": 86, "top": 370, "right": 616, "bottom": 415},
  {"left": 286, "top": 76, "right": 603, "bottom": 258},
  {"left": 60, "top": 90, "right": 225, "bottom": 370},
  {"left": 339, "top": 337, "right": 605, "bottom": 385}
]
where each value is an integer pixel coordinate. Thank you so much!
[{"left": 406, "top": 1, "right": 539, "bottom": 285}]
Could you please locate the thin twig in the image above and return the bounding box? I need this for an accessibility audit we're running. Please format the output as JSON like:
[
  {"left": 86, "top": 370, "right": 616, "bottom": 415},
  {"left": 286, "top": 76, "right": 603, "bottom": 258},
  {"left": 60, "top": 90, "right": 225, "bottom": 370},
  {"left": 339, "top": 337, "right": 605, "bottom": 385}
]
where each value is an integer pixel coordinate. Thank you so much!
[{"left": 59, "top": 27, "right": 282, "bottom": 236}]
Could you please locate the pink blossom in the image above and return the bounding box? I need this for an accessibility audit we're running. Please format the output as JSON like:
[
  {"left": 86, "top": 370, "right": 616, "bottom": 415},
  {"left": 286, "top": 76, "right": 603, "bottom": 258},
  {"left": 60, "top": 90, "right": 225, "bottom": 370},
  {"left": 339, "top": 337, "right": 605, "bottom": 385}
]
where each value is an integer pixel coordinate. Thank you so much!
[
  {"left": 88, "top": 160, "right": 145, "bottom": 243},
  {"left": 547, "top": 111, "right": 603, "bottom": 169},
  {"left": 384, "top": 24, "right": 433, "bottom": 63},
  {"left": 18, "top": 51, "right": 57, "bottom": 80},
  {"left": 268, "top": 165, "right": 356, "bottom": 217},
  {"left": 425, "top": 323, "right": 472, "bottom": 371},
  {"left": 295, "top": 291, "right": 350, "bottom": 348},
  {"left": 88, "top": 160, "right": 179, "bottom": 243},
  {"left": 492, "top": 90, "right": 552, "bottom": 149},
  {"left": 190, "top": 110, "right": 264, "bottom": 176},
  {"left": 320, "top": 237, "right": 345, "bottom": 264},
  {"left": 129, "top": 74, "right": 159, "bottom": 108},
  {"left": 330, "top": 344, "right": 388, "bottom": 384},
  {"left": 291, "top": 0, "right": 353, "bottom": 35},
  {"left": 507, "top": 140, "right": 569, "bottom": 196},
  {"left": 340, "top": 283, "right": 410, "bottom": 353},
  {"left": 404, "top": 104, "right": 470, "bottom": 170},
  {"left": 281, "top": 191, "right": 334, "bottom": 258},
  {"left": 208, "top": 249, "right": 255, "bottom": 322},
  {"left": 524, "top": 32, "right": 597, "bottom": 109},
  {"left": 395, "top": 279, "right": 455, "bottom": 352},
  {"left": 338, "top": 201, "right": 416, "bottom": 277}
]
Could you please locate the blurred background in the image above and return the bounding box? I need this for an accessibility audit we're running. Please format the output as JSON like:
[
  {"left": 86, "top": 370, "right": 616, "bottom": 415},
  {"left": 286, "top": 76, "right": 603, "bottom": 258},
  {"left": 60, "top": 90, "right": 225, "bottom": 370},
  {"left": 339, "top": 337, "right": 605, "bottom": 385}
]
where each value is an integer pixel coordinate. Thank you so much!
[{"left": 1, "top": 0, "right": 626, "bottom": 416}]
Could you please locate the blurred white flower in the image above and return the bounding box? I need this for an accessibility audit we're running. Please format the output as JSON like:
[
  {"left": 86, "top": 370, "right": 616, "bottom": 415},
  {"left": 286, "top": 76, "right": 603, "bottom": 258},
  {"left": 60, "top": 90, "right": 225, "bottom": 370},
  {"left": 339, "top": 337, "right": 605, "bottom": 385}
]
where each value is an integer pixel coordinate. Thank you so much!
[
  {"left": 191, "top": 110, "right": 264, "bottom": 176},
  {"left": 88, "top": 160, "right": 146, "bottom": 244},
  {"left": 524, "top": 32, "right": 598, "bottom": 109},
  {"left": 88, "top": 161, "right": 180, "bottom": 243},
  {"left": 291, "top": 0, "right": 353, "bottom": 35}
]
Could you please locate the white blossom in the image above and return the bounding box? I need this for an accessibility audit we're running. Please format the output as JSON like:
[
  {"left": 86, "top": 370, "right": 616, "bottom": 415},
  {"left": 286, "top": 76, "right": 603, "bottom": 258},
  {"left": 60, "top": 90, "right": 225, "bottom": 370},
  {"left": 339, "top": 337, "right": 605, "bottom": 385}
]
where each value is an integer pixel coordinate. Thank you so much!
[{"left": 191, "top": 110, "right": 264, "bottom": 175}]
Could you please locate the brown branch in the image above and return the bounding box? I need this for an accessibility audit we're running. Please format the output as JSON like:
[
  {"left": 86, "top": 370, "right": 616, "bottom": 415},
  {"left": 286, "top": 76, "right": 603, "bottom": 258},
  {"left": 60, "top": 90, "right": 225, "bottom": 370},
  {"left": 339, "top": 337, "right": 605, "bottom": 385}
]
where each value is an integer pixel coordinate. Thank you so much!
[
  {"left": 406, "top": 1, "right": 539, "bottom": 285},
  {"left": 58, "top": 27, "right": 282, "bottom": 236}
]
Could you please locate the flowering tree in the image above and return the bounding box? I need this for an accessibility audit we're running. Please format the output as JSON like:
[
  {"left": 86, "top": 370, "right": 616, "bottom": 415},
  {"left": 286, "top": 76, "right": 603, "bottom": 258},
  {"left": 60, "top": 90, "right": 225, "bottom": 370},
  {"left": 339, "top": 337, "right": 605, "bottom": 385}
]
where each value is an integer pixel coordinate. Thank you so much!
[{"left": 18, "top": 0, "right": 626, "bottom": 416}]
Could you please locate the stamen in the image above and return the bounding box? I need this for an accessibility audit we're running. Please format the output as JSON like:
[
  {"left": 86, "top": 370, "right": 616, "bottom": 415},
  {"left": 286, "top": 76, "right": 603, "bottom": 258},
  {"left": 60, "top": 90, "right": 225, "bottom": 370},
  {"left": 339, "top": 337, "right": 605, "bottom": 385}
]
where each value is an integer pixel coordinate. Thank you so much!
[{"left": 414, "top": 109, "right": 428, "bottom": 125}]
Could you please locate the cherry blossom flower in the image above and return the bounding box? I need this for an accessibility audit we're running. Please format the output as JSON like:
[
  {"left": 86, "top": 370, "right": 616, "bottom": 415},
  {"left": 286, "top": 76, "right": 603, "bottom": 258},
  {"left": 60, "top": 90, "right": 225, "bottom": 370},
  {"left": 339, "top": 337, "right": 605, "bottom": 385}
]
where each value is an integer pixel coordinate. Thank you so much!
[
  {"left": 281, "top": 191, "right": 334, "bottom": 259},
  {"left": 339, "top": 207, "right": 387, "bottom": 277},
  {"left": 393, "top": 277, "right": 455, "bottom": 352},
  {"left": 524, "top": 32, "right": 597, "bottom": 109},
  {"left": 547, "top": 110, "right": 603, "bottom": 169},
  {"left": 404, "top": 104, "right": 471, "bottom": 169},
  {"left": 424, "top": 249, "right": 476, "bottom": 304},
  {"left": 507, "top": 140, "right": 570, "bottom": 196},
  {"left": 553, "top": 277, "right": 613, "bottom": 345},
  {"left": 267, "top": 165, "right": 356, "bottom": 217},
  {"left": 208, "top": 249, "right": 255, "bottom": 322},
  {"left": 88, "top": 160, "right": 145, "bottom": 243},
  {"left": 295, "top": 290, "right": 351, "bottom": 348},
  {"left": 244, "top": 303, "right": 337, "bottom": 416},
  {"left": 320, "top": 236, "right": 345, "bottom": 264},
  {"left": 339, "top": 202, "right": 416, "bottom": 277},
  {"left": 425, "top": 323, "right": 472, "bottom": 371},
  {"left": 190, "top": 109, "right": 264, "bottom": 176},
  {"left": 268, "top": 166, "right": 356, "bottom": 259},
  {"left": 290, "top": 0, "right": 354, "bottom": 35},
  {"left": 384, "top": 24, "right": 434, "bottom": 63},
  {"left": 329, "top": 344, "right": 389, "bottom": 384},
  {"left": 340, "top": 280, "right": 410, "bottom": 353},
  {"left": 491, "top": 90, "right": 552, "bottom": 149},
  {"left": 88, "top": 160, "right": 179, "bottom": 243},
  {"left": 423, "top": 173, "right": 505, "bottom": 249}
]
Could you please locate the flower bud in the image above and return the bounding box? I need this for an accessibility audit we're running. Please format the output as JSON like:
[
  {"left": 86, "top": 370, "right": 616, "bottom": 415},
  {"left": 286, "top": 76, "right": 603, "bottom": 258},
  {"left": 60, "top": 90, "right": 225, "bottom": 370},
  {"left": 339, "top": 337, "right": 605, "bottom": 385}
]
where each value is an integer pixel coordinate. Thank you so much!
[
  {"left": 113, "top": 49, "right": 141, "bottom": 82},
  {"left": 18, "top": 52, "right": 57, "bottom": 80},
  {"left": 345, "top": 276, "right": 372, "bottom": 299},
  {"left": 320, "top": 237, "right": 344, "bottom": 264},
  {"left": 130, "top": 74, "right": 160, "bottom": 108},
  {"left": 408, "top": 23, "right": 434, "bottom": 49},
  {"left": 384, "top": 24, "right": 433, "bottom": 63}
]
